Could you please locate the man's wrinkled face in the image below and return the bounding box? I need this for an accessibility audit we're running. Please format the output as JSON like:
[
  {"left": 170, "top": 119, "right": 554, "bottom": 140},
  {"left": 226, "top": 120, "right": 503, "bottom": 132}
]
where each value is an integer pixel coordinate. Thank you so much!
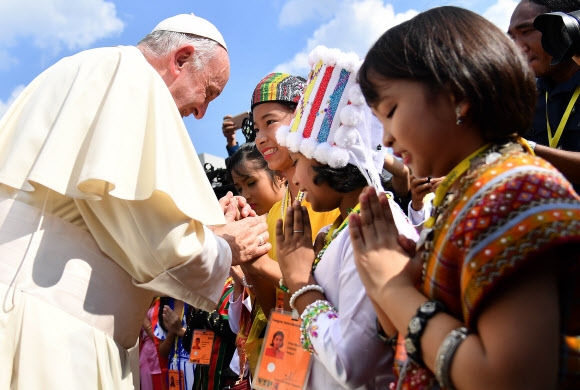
[{"left": 170, "top": 46, "right": 230, "bottom": 119}]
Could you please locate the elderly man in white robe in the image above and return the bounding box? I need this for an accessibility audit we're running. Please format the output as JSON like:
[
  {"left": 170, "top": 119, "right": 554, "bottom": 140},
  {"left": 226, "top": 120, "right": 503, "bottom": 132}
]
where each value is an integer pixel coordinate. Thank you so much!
[{"left": 0, "top": 13, "right": 270, "bottom": 389}]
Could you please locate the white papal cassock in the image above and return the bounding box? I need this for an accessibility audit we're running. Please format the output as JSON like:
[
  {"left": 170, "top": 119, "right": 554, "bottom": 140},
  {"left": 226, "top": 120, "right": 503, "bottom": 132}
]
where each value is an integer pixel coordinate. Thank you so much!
[{"left": 0, "top": 45, "right": 231, "bottom": 389}]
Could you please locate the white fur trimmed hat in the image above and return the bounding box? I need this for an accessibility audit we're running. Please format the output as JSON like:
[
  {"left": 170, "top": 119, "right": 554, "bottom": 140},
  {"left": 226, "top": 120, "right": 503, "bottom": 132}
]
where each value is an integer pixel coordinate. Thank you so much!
[
  {"left": 152, "top": 13, "right": 227, "bottom": 51},
  {"left": 277, "top": 46, "right": 387, "bottom": 191}
]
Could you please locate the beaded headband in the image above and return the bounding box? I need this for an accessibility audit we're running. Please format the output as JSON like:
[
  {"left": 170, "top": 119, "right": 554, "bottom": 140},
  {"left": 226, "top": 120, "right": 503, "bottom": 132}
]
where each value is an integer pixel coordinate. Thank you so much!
[{"left": 276, "top": 46, "right": 387, "bottom": 191}]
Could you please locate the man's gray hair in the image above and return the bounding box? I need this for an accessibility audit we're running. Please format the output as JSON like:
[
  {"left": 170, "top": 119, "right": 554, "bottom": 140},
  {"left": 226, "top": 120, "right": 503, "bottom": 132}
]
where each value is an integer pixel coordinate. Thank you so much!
[{"left": 138, "top": 30, "right": 219, "bottom": 71}]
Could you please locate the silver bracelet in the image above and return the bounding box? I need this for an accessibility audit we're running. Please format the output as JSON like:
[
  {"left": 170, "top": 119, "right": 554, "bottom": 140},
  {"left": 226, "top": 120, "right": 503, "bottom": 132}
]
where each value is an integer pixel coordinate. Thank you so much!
[
  {"left": 434, "top": 326, "right": 470, "bottom": 390},
  {"left": 242, "top": 275, "right": 253, "bottom": 289},
  {"left": 289, "top": 284, "right": 324, "bottom": 310}
]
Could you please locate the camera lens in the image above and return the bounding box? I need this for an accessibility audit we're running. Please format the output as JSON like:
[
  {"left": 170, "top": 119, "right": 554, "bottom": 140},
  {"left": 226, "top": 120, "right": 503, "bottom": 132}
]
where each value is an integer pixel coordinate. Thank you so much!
[{"left": 534, "top": 10, "right": 580, "bottom": 65}]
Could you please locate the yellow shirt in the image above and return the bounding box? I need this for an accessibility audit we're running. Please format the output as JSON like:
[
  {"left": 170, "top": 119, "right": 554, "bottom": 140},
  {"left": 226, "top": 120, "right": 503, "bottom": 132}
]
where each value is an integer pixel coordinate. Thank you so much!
[
  {"left": 245, "top": 197, "right": 339, "bottom": 374},
  {"left": 266, "top": 198, "right": 340, "bottom": 261}
]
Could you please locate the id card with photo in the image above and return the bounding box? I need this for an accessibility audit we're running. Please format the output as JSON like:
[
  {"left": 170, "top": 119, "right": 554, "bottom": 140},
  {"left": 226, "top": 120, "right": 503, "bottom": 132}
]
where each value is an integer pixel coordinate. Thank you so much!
[
  {"left": 189, "top": 329, "right": 215, "bottom": 365},
  {"left": 253, "top": 310, "right": 311, "bottom": 390},
  {"left": 168, "top": 369, "right": 182, "bottom": 389}
]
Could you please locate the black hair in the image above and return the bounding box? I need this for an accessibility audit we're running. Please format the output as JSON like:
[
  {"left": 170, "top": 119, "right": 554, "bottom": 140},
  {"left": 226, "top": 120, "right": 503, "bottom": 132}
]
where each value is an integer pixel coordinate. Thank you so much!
[
  {"left": 270, "top": 330, "right": 284, "bottom": 347},
  {"left": 527, "top": 0, "right": 579, "bottom": 12},
  {"left": 225, "top": 142, "right": 285, "bottom": 191},
  {"left": 244, "top": 102, "right": 298, "bottom": 142},
  {"left": 358, "top": 6, "right": 537, "bottom": 143},
  {"left": 312, "top": 163, "right": 372, "bottom": 193}
]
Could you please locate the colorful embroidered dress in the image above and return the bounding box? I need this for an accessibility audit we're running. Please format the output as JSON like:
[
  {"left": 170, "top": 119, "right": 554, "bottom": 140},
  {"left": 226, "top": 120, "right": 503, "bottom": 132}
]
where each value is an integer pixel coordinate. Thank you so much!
[{"left": 393, "top": 144, "right": 580, "bottom": 389}]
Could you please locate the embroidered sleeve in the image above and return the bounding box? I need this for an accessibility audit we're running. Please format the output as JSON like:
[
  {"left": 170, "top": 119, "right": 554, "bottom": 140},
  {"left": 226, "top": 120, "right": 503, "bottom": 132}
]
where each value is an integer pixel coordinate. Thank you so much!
[{"left": 455, "top": 157, "right": 580, "bottom": 324}]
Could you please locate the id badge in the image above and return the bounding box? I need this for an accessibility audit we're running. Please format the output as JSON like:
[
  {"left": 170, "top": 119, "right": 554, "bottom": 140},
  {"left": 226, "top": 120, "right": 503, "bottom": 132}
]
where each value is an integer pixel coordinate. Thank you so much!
[
  {"left": 189, "top": 329, "right": 215, "bottom": 365},
  {"left": 276, "top": 290, "right": 285, "bottom": 310},
  {"left": 253, "top": 310, "right": 311, "bottom": 390},
  {"left": 168, "top": 369, "right": 182, "bottom": 389}
]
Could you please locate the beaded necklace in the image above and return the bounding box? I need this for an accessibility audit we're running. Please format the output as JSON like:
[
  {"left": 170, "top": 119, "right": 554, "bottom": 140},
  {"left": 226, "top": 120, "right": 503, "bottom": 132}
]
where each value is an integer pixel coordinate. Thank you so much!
[
  {"left": 417, "top": 142, "right": 519, "bottom": 282},
  {"left": 280, "top": 184, "right": 305, "bottom": 219},
  {"left": 312, "top": 203, "right": 361, "bottom": 271}
]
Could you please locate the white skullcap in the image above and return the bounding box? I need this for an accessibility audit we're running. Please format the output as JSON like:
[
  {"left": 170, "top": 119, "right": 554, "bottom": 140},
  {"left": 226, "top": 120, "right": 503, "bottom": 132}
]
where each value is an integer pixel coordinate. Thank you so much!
[{"left": 152, "top": 13, "right": 227, "bottom": 51}]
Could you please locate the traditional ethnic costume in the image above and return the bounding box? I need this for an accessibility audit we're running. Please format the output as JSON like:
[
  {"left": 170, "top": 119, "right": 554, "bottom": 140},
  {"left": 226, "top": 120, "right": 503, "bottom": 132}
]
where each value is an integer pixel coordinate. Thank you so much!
[
  {"left": 276, "top": 46, "right": 420, "bottom": 389},
  {"left": 0, "top": 17, "right": 232, "bottom": 388},
  {"left": 392, "top": 142, "right": 580, "bottom": 389},
  {"left": 229, "top": 72, "right": 341, "bottom": 376}
]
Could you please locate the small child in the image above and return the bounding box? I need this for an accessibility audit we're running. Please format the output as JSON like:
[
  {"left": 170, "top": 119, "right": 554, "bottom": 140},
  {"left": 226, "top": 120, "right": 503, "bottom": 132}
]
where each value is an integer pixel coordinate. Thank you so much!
[
  {"left": 275, "top": 46, "right": 419, "bottom": 389},
  {"left": 350, "top": 6, "right": 580, "bottom": 389},
  {"left": 226, "top": 142, "right": 285, "bottom": 216}
]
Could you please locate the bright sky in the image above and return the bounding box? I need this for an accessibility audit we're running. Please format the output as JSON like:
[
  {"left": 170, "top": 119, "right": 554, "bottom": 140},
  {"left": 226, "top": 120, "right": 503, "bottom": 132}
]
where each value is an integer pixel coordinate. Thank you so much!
[{"left": 0, "top": 0, "right": 518, "bottom": 159}]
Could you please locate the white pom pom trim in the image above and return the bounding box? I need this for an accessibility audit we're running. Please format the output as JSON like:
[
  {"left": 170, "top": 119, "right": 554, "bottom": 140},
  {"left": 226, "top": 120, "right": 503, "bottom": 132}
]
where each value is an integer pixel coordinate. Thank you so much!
[
  {"left": 286, "top": 131, "right": 304, "bottom": 153},
  {"left": 339, "top": 105, "right": 363, "bottom": 127},
  {"left": 348, "top": 84, "right": 366, "bottom": 106},
  {"left": 334, "top": 125, "right": 358, "bottom": 148},
  {"left": 313, "top": 142, "right": 332, "bottom": 165},
  {"left": 276, "top": 125, "right": 291, "bottom": 147},
  {"left": 326, "top": 146, "right": 350, "bottom": 168},
  {"left": 300, "top": 138, "right": 319, "bottom": 159}
]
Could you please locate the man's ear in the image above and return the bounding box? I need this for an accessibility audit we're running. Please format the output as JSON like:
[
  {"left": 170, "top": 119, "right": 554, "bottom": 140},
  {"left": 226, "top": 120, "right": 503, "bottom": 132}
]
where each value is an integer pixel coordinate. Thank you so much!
[{"left": 170, "top": 45, "right": 195, "bottom": 76}]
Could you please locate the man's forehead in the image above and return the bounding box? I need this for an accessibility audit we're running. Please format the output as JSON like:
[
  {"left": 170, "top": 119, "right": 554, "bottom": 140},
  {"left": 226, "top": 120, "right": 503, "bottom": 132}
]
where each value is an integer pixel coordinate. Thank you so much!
[{"left": 511, "top": 1, "right": 549, "bottom": 24}]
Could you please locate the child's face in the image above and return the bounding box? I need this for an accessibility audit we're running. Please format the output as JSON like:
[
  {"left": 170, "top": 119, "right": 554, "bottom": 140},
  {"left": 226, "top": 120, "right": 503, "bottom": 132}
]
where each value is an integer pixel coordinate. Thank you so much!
[
  {"left": 231, "top": 161, "right": 284, "bottom": 216},
  {"left": 273, "top": 334, "right": 283, "bottom": 349},
  {"left": 253, "top": 102, "right": 294, "bottom": 172},
  {"left": 291, "top": 152, "right": 341, "bottom": 212},
  {"left": 370, "top": 78, "right": 472, "bottom": 178}
]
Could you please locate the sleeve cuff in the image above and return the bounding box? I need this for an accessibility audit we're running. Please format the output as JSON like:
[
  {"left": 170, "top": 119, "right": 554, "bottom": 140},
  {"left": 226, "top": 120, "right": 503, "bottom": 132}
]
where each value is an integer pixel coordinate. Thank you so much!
[{"left": 134, "top": 227, "right": 232, "bottom": 312}]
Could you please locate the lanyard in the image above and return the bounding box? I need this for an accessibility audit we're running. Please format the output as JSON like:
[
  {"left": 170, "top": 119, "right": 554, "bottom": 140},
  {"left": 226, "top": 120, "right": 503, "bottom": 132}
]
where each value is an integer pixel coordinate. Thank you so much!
[
  {"left": 424, "top": 143, "right": 491, "bottom": 229},
  {"left": 545, "top": 86, "right": 580, "bottom": 148},
  {"left": 312, "top": 203, "right": 361, "bottom": 271}
]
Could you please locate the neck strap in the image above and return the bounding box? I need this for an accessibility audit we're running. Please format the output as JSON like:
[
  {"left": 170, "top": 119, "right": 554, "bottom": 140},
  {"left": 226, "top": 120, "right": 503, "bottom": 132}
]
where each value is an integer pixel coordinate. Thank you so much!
[
  {"left": 545, "top": 86, "right": 580, "bottom": 148},
  {"left": 424, "top": 143, "right": 491, "bottom": 229}
]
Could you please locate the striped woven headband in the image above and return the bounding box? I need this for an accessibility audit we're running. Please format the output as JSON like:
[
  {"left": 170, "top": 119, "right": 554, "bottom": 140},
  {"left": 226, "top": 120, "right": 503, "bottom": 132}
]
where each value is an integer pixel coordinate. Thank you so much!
[{"left": 250, "top": 72, "right": 306, "bottom": 110}]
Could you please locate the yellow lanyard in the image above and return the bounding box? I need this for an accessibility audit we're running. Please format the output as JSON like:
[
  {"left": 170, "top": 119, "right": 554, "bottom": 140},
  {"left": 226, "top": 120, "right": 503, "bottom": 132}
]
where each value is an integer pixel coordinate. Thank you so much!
[
  {"left": 424, "top": 144, "right": 491, "bottom": 229},
  {"left": 312, "top": 203, "right": 361, "bottom": 271},
  {"left": 545, "top": 86, "right": 580, "bottom": 148}
]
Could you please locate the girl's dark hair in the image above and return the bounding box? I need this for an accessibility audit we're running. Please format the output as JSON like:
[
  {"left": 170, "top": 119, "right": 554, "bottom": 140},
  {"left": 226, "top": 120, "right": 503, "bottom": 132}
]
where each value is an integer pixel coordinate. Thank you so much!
[
  {"left": 528, "top": 0, "right": 579, "bottom": 12},
  {"left": 225, "top": 142, "right": 284, "bottom": 191},
  {"left": 270, "top": 330, "right": 284, "bottom": 347},
  {"left": 313, "top": 164, "right": 376, "bottom": 193},
  {"left": 358, "top": 6, "right": 537, "bottom": 143}
]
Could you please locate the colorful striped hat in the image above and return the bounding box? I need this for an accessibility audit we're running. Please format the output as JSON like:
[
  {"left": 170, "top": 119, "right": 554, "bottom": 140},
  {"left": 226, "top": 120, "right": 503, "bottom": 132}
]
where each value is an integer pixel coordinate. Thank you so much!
[
  {"left": 250, "top": 73, "right": 306, "bottom": 111},
  {"left": 276, "top": 46, "right": 387, "bottom": 191}
]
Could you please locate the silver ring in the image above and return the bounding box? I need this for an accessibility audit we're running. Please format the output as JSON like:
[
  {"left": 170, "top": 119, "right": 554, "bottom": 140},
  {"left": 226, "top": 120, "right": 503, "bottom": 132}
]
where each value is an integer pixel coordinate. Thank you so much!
[
  {"left": 258, "top": 234, "right": 264, "bottom": 246},
  {"left": 293, "top": 230, "right": 304, "bottom": 233}
]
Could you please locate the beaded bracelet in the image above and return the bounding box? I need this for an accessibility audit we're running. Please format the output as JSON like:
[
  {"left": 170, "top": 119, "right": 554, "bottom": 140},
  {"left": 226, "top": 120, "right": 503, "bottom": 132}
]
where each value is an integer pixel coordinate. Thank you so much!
[
  {"left": 242, "top": 275, "right": 253, "bottom": 289},
  {"left": 279, "top": 278, "right": 289, "bottom": 293},
  {"left": 376, "top": 318, "right": 398, "bottom": 348},
  {"left": 299, "top": 299, "right": 338, "bottom": 354},
  {"left": 289, "top": 284, "right": 325, "bottom": 310},
  {"left": 434, "top": 326, "right": 471, "bottom": 390},
  {"left": 404, "top": 300, "right": 445, "bottom": 366}
]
